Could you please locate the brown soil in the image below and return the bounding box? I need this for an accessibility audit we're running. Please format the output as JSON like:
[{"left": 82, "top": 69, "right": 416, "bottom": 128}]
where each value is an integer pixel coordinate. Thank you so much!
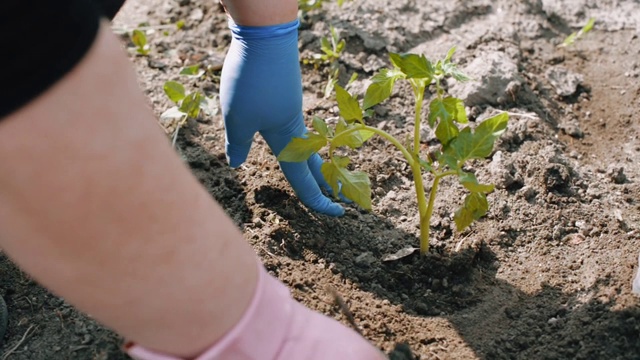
[{"left": 2, "top": 0, "right": 640, "bottom": 359}]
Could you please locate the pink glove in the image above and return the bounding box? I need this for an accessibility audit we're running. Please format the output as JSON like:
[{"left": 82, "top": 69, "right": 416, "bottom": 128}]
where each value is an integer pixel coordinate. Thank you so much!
[{"left": 125, "top": 264, "right": 386, "bottom": 360}]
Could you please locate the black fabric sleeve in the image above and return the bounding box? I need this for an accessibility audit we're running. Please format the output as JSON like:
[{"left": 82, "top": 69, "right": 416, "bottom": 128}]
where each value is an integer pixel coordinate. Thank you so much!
[{"left": 0, "top": 0, "right": 126, "bottom": 119}]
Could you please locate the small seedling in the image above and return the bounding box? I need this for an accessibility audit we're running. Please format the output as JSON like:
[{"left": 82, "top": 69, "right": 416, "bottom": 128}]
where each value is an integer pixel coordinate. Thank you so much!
[
  {"left": 298, "top": 0, "right": 350, "bottom": 14},
  {"left": 279, "top": 49, "right": 509, "bottom": 255},
  {"left": 161, "top": 65, "right": 218, "bottom": 147},
  {"left": 559, "top": 17, "right": 595, "bottom": 47},
  {"left": 130, "top": 29, "right": 150, "bottom": 55},
  {"left": 303, "top": 26, "right": 346, "bottom": 98}
]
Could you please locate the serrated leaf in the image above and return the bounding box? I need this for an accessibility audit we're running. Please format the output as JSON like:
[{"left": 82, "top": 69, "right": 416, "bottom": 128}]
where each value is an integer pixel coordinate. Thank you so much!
[
  {"left": 435, "top": 117, "right": 459, "bottom": 146},
  {"left": 160, "top": 106, "right": 186, "bottom": 123},
  {"left": 429, "top": 97, "right": 468, "bottom": 127},
  {"left": 163, "top": 81, "right": 186, "bottom": 103},
  {"left": 277, "top": 134, "right": 327, "bottom": 162},
  {"left": 363, "top": 68, "right": 403, "bottom": 109},
  {"left": 454, "top": 192, "right": 489, "bottom": 231},
  {"left": 445, "top": 46, "right": 457, "bottom": 62},
  {"left": 335, "top": 85, "right": 363, "bottom": 122},
  {"left": 312, "top": 116, "right": 329, "bottom": 137},
  {"left": 321, "top": 158, "right": 371, "bottom": 210},
  {"left": 458, "top": 171, "right": 495, "bottom": 193},
  {"left": 389, "top": 53, "right": 433, "bottom": 79},
  {"left": 332, "top": 124, "right": 372, "bottom": 149},
  {"left": 438, "top": 151, "right": 459, "bottom": 170},
  {"left": 450, "top": 68, "right": 471, "bottom": 82},
  {"left": 447, "top": 112, "right": 508, "bottom": 162},
  {"left": 179, "top": 65, "right": 205, "bottom": 77}
]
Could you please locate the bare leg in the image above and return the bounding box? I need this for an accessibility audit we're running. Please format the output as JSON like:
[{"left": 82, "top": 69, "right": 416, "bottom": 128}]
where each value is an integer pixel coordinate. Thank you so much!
[{"left": 0, "top": 21, "right": 257, "bottom": 359}]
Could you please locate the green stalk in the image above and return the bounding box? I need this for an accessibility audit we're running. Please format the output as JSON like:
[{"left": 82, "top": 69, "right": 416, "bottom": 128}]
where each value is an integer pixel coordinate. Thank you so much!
[
  {"left": 420, "top": 175, "right": 440, "bottom": 254},
  {"left": 412, "top": 86, "right": 425, "bottom": 156},
  {"left": 329, "top": 125, "right": 414, "bottom": 164},
  {"left": 329, "top": 116, "right": 433, "bottom": 256},
  {"left": 409, "top": 86, "right": 430, "bottom": 255}
]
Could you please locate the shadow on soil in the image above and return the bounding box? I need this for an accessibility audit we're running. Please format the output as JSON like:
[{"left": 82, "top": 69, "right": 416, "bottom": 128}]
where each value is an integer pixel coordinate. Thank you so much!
[{"left": 250, "top": 186, "right": 640, "bottom": 359}]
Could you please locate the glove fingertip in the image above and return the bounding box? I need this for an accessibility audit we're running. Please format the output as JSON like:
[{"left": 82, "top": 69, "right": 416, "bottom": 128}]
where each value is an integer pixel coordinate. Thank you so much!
[
  {"left": 318, "top": 202, "right": 345, "bottom": 217},
  {"left": 226, "top": 143, "right": 252, "bottom": 168}
]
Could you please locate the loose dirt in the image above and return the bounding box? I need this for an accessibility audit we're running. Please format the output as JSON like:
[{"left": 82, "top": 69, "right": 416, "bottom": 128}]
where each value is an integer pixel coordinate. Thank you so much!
[{"left": 2, "top": 0, "right": 640, "bottom": 359}]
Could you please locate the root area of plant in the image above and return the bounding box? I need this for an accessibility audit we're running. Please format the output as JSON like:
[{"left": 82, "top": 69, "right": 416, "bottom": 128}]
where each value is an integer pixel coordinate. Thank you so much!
[{"left": 2, "top": 0, "right": 640, "bottom": 359}]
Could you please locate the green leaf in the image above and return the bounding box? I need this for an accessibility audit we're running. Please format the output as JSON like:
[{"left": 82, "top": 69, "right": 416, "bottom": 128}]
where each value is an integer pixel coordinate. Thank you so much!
[
  {"left": 159, "top": 106, "right": 186, "bottom": 123},
  {"left": 163, "top": 81, "right": 186, "bottom": 103},
  {"left": 435, "top": 117, "right": 459, "bottom": 146},
  {"left": 336, "top": 39, "right": 346, "bottom": 54},
  {"left": 389, "top": 53, "right": 433, "bottom": 80},
  {"left": 445, "top": 46, "right": 457, "bottom": 62},
  {"left": 416, "top": 155, "right": 432, "bottom": 172},
  {"left": 336, "top": 117, "right": 348, "bottom": 134},
  {"left": 131, "top": 29, "right": 148, "bottom": 52},
  {"left": 176, "top": 20, "right": 185, "bottom": 29},
  {"left": 321, "top": 37, "right": 331, "bottom": 52},
  {"left": 582, "top": 17, "right": 595, "bottom": 33},
  {"left": 179, "top": 65, "right": 205, "bottom": 78},
  {"left": 454, "top": 192, "right": 489, "bottom": 231},
  {"left": 321, "top": 157, "right": 372, "bottom": 210},
  {"left": 458, "top": 171, "right": 495, "bottom": 193},
  {"left": 347, "top": 72, "right": 359, "bottom": 87},
  {"left": 332, "top": 124, "right": 372, "bottom": 149},
  {"left": 363, "top": 68, "right": 403, "bottom": 109},
  {"left": 335, "top": 85, "right": 363, "bottom": 122},
  {"left": 312, "top": 116, "right": 329, "bottom": 137},
  {"left": 277, "top": 133, "right": 328, "bottom": 162},
  {"left": 447, "top": 112, "right": 508, "bottom": 162},
  {"left": 561, "top": 17, "right": 596, "bottom": 47},
  {"left": 179, "top": 92, "right": 204, "bottom": 119},
  {"left": 428, "top": 97, "right": 468, "bottom": 127}
]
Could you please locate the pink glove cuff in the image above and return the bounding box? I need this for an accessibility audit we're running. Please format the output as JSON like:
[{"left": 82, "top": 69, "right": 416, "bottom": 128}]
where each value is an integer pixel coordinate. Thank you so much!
[{"left": 125, "top": 264, "right": 293, "bottom": 360}]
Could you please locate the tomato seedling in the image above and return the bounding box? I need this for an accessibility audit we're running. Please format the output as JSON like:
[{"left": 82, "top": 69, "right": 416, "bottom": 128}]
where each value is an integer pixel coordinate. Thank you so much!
[
  {"left": 161, "top": 65, "right": 218, "bottom": 147},
  {"left": 279, "top": 49, "right": 509, "bottom": 255},
  {"left": 303, "top": 26, "right": 349, "bottom": 98},
  {"left": 130, "top": 29, "right": 150, "bottom": 55},
  {"left": 559, "top": 17, "right": 595, "bottom": 47}
]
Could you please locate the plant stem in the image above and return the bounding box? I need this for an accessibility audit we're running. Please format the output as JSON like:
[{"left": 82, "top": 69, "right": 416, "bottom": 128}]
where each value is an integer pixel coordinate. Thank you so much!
[
  {"left": 420, "top": 174, "right": 441, "bottom": 255},
  {"left": 410, "top": 87, "right": 430, "bottom": 256},
  {"left": 329, "top": 123, "right": 433, "bottom": 256},
  {"left": 329, "top": 125, "right": 413, "bottom": 164},
  {"left": 413, "top": 89, "right": 424, "bottom": 156}
]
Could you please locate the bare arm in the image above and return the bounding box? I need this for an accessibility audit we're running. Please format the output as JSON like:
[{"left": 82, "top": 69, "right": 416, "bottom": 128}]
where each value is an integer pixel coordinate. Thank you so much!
[
  {"left": 0, "top": 21, "right": 257, "bottom": 359},
  {"left": 220, "top": 0, "right": 297, "bottom": 26}
]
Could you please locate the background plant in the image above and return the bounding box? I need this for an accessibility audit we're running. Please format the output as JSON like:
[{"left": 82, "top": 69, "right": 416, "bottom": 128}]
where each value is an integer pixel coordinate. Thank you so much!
[
  {"left": 303, "top": 25, "right": 352, "bottom": 98},
  {"left": 298, "top": 0, "right": 350, "bottom": 14},
  {"left": 559, "top": 17, "right": 595, "bottom": 47},
  {"left": 279, "top": 49, "right": 509, "bottom": 255},
  {"left": 161, "top": 64, "right": 218, "bottom": 147}
]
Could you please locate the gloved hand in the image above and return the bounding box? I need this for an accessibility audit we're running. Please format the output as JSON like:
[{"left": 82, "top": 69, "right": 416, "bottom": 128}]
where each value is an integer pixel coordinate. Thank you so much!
[
  {"left": 125, "top": 263, "right": 387, "bottom": 360},
  {"left": 219, "top": 18, "right": 345, "bottom": 217}
]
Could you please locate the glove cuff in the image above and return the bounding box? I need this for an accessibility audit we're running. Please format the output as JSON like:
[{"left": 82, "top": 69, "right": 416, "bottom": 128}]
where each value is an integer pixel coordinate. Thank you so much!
[
  {"left": 227, "top": 18, "right": 300, "bottom": 40},
  {"left": 125, "top": 263, "right": 295, "bottom": 360}
]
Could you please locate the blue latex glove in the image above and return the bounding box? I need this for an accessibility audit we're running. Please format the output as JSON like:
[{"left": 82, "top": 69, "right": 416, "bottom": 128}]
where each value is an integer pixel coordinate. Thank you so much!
[{"left": 220, "top": 19, "right": 345, "bottom": 217}]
